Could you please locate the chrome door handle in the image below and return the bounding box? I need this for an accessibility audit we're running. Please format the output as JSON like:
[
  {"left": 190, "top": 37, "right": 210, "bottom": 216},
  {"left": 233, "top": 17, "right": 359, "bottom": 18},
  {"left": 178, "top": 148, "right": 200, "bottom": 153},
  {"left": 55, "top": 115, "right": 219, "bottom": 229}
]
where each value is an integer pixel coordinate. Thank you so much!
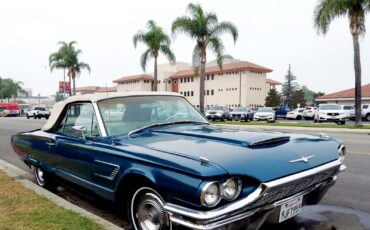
[{"left": 46, "top": 142, "right": 56, "bottom": 146}]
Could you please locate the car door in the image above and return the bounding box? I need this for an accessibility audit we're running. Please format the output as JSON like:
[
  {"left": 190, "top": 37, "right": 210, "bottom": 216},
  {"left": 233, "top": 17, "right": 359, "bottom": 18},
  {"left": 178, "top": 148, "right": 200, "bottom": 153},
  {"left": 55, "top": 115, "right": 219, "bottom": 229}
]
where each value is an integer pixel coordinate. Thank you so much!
[{"left": 53, "top": 102, "right": 101, "bottom": 189}]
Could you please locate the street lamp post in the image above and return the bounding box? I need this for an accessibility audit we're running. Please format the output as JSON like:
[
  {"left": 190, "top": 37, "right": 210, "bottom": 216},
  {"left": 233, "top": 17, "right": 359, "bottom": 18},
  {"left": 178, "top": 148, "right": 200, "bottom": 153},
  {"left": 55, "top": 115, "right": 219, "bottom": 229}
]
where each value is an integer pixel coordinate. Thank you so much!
[{"left": 38, "top": 93, "right": 40, "bottom": 106}]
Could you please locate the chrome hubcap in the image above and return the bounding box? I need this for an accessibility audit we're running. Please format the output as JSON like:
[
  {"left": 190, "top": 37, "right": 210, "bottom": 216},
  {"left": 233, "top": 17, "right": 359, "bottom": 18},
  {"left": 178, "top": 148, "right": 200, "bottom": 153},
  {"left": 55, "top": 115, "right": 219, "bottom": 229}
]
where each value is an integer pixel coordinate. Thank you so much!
[
  {"left": 35, "top": 167, "right": 45, "bottom": 186},
  {"left": 132, "top": 188, "right": 171, "bottom": 230}
]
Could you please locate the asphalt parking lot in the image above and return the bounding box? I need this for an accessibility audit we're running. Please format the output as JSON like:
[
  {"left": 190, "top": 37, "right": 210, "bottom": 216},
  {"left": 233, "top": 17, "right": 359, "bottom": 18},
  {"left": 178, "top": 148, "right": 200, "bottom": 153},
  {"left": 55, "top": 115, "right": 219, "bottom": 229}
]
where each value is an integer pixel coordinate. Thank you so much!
[{"left": 1, "top": 117, "right": 369, "bottom": 230}]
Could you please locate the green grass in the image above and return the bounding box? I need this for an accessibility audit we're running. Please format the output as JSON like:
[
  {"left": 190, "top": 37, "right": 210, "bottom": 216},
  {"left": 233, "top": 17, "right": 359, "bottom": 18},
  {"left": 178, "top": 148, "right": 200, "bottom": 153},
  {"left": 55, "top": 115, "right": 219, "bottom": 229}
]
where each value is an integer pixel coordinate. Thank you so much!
[
  {"left": 214, "top": 121, "right": 370, "bottom": 129},
  {"left": 0, "top": 171, "right": 105, "bottom": 230}
]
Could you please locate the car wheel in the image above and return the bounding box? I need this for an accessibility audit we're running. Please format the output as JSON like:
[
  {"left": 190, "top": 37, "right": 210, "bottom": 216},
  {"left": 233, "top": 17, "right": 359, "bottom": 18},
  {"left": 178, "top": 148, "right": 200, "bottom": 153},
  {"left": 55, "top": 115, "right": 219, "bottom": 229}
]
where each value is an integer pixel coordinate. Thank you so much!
[
  {"left": 26, "top": 114, "right": 29, "bottom": 119},
  {"left": 46, "top": 116, "right": 49, "bottom": 120},
  {"left": 33, "top": 114, "right": 37, "bottom": 119},
  {"left": 32, "top": 166, "right": 54, "bottom": 189},
  {"left": 366, "top": 114, "right": 370, "bottom": 121},
  {"left": 340, "top": 121, "right": 346, "bottom": 125},
  {"left": 129, "top": 187, "right": 172, "bottom": 230},
  {"left": 296, "top": 115, "right": 302, "bottom": 120}
]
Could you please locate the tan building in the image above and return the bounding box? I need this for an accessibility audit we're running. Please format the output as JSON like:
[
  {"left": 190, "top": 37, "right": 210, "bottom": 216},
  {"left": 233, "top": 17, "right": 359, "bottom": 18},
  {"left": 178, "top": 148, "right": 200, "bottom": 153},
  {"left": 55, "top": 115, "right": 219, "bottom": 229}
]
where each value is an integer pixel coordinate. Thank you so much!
[{"left": 113, "top": 56, "right": 278, "bottom": 108}]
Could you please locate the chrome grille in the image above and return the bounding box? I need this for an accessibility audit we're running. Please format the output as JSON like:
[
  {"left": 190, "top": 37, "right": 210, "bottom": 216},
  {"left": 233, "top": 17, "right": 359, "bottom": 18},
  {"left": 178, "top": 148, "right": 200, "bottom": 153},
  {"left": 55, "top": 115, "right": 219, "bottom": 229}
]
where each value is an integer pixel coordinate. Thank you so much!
[
  {"left": 327, "top": 113, "right": 339, "bottom": 116},
  {"left": 247, "top": 168, "right": 338, "bottom": 209}
]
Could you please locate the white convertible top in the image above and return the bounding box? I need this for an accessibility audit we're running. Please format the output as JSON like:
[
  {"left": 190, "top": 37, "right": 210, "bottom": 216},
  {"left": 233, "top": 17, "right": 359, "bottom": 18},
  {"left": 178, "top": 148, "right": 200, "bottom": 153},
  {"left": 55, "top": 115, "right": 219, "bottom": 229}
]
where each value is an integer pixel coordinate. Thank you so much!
[{"left": 41, "top": 91, "right": 181, "bottom": 131}]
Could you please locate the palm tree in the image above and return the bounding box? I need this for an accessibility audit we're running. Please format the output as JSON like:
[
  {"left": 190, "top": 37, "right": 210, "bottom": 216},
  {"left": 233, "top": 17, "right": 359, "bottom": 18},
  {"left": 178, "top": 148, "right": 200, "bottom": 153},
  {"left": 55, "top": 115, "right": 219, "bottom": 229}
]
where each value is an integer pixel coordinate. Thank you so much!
[
  {"left": 314, "top": 0, "right": 370, "bottom": 127},
  {"left": 68, "top": 62, "right": 91, "bottom": 95},
  {"left": 133, "top": 20, "right": 176, "bottom": 91},
  {"left": 172, "top": 3, "right": 238, "bottom": 114},
  {"left": 0, "top": 78, "right": 27, "bottom": 102},
  {"left": 49, "top": 41, "right": 90, "bottom": 96}
]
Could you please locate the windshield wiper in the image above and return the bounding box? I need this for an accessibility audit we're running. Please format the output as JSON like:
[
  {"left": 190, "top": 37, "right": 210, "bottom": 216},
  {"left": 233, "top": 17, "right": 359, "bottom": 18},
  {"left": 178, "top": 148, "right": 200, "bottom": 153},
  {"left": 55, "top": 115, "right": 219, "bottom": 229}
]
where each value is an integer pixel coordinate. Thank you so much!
[{"left": 127, "top": 121, "right": 209, "bottom": 137}]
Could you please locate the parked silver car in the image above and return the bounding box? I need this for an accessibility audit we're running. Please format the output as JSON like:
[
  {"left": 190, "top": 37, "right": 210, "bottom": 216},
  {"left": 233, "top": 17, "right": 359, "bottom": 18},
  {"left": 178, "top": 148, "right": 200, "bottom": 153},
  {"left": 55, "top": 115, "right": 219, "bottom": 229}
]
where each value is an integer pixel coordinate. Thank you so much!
[
  {"left": 229, "top": 107, "right": 254, "bottom": 121},
  {"left": 205, "top": 106, "right": 231, "bottom": 121}
]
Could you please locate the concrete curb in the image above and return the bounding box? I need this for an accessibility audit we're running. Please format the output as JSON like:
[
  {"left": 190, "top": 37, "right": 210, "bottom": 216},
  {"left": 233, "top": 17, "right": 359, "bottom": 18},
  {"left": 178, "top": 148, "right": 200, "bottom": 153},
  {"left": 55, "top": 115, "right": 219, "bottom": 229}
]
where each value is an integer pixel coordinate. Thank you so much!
[
  {"left": 0, "top": 158, "right": 123, "bottom": 230},
  {"left": 214, "top": 124, "right": 370, "bottom": 134}
]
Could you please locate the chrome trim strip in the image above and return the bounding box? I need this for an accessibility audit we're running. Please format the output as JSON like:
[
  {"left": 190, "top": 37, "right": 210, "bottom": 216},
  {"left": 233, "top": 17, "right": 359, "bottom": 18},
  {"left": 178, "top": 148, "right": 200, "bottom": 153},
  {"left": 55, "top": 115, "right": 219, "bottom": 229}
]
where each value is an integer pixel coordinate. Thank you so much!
[
  {"left": 92, "top": 102, "right": 107, "bottom": 137},
  {"left": 264, "top": 159, "right": 341, "bottom": 188},
  {"left": 94, "top": 160, "right": 120, "bottom": 181},
  {"left": 339, "top": 164, "right": 347, "bottom": 172},
  {"left": 164, "top": 159, "right": 343, "bottom": 221}
]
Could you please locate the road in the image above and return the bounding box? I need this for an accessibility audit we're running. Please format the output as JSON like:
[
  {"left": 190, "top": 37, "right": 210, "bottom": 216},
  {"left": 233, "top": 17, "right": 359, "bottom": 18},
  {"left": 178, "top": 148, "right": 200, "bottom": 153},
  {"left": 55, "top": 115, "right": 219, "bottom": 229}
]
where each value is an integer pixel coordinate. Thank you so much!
[{"left": 1, "top": 117, "right": 370, "bottom": 229}]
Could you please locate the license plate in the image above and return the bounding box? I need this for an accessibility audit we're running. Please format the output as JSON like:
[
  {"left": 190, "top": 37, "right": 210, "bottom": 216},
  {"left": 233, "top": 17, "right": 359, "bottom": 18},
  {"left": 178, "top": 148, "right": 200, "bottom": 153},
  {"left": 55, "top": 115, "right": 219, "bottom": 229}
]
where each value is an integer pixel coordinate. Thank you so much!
[
  {"left": 278, "top": 196, "right": 302, "bottom": 223},
  {"left": 211, "top": 115, "right": 214, "bottom": 118}
]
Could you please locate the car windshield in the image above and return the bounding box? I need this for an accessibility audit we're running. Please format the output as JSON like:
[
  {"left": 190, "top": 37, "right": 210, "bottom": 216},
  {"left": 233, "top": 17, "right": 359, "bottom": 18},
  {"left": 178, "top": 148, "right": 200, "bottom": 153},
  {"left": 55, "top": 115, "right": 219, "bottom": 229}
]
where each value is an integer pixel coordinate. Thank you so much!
[
  {"left": 257, "top": 107, "right": 273, "bottom": 112},
  {"left": 343, "top": 106, "right": 353, "bottom": 110},
  {"left": 320, "top": 105, "right": 341, "bottom": 110},
  {"left": 234, "top": 107, "right": 247, "bottom": 112},
  {"left": 210, "top": 106, "right": 223, "bottom": 110},
  {"left": 98, "top": 96, "right": 208, "bottom": 136},
  {"left": 35, "top": 107, "right": 45, "bottom": 111}
]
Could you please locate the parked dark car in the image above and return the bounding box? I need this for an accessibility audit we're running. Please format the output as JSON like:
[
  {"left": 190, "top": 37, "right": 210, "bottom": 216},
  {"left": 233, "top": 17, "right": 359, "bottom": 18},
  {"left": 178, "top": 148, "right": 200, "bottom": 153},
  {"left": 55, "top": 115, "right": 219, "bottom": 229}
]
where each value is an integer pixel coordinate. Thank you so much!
[
  {"left": 11, "top": 92, "right": 346, "bottom": 230},
  {"left": 229, "top": 106, "right": 254, "bottom": 121},
  {"left": 273, "top": 106, "right": 291, "bottom": 119}
]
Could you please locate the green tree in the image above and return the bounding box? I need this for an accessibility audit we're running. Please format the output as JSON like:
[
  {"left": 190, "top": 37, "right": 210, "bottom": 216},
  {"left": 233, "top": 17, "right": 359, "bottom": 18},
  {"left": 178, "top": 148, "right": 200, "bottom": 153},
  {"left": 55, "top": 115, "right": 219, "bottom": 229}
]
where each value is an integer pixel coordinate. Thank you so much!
[
  {"left": 172, "top": 3, "right": 238, "bottom": 114},
  {"left": 301, "top": 85, "right": 316, "bottom": 102},
  {"left": 49, "top": 41, "right": 90, "bottom": 96},
  {"left": 0, "top": 78, "right": 27, "bottom": 102},
  {"left": 314, "top": 0, "right": 370, "bottom": 127},
  {"left": 133, "top": 20, "right": 176, "bottom": 91},
  {"left": 290, "top": 89, "right": 307, "bottom": 108},
  {"left": 265, "top": 88, "right": 282, "bottom": 107},
  {"left": 54, "top": 91, "right": 64, "bottom": 102},
  {"left": 282, "top": 65, "right": 299, "bottom": 106}
]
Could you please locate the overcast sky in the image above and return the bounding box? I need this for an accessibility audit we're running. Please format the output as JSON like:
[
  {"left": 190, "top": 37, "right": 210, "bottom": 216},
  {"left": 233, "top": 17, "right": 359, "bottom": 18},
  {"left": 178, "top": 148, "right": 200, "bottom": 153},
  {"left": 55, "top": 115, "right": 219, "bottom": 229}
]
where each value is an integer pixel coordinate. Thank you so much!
[{"left": 1, "top": 0, "right": 369, "bottom": 97}]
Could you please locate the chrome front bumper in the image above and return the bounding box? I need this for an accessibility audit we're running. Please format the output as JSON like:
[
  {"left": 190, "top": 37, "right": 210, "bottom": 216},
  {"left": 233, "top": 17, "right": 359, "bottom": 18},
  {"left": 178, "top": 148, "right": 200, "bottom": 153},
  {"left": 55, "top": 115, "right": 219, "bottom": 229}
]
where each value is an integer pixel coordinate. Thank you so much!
[{"left": 164, "top": 160, "right": 346, "bottom": 230}]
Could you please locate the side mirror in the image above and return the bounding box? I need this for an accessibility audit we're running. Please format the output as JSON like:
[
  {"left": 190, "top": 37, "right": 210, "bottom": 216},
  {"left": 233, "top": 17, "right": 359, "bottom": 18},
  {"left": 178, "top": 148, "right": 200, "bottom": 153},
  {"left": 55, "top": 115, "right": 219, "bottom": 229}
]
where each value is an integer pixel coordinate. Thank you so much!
[{"left": 72, "top": 126, "right": 86, "bottom": 140}]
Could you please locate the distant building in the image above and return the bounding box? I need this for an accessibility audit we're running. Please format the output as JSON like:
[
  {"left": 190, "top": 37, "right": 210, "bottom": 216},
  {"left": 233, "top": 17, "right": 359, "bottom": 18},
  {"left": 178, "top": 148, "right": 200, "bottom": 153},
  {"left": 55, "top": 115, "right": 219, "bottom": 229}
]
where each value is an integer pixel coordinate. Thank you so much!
[
  {"left": 113, "top": 56, "right": 279, "bottom": 108},
  {"left": 75, "top": 86, "right": 117, "bottom": 95},
  {"left": 316, "top": 83, "right": 370, "bottom": 105}
]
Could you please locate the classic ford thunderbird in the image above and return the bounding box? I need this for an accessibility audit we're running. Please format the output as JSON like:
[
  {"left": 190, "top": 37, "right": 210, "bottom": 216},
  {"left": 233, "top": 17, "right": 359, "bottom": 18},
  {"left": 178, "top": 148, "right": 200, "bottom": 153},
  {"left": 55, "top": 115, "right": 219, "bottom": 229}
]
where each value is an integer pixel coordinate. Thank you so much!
[{"left": 11, "top": 92, "right": 346, "bottom": 230}]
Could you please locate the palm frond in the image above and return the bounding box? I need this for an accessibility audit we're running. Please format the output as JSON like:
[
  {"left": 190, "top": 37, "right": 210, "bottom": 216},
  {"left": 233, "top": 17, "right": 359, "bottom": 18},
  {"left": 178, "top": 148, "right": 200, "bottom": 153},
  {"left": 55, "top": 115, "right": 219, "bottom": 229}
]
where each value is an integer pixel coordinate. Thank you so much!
[
  {"left": 160, "top": 45, "right": 176, "bottom": 65},
  {"left": 207, "top": 37, "right": 225, "bottom": 69},
  {"left": 192, "top": 45, "right": 201, "bottom": 68},
  {"left": 133, "top": 31, "right": 146, "bottom": 48},
  {"left": 211, "top": 21, "right": 239, "bottom": 43},
  {"left": 140, "top": 49, "right": 153, "bottom": 71},
  {"left": 171, "top": 17, "right": 195, "bottom": 38},
  {"left": 314, "top": 0, "right": 351, "bottom": 34}
]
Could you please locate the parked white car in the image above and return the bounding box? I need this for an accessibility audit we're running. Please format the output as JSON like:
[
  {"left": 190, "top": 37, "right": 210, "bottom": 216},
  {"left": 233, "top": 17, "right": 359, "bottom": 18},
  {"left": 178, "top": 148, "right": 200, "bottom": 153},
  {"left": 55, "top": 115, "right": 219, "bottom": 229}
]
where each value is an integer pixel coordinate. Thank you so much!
[
  {"left": 286, "top": 108, "right": 305, "bottom": 120},
  {"left": 340, "top": 105, "right": 353, "bottom": 119},
  {"left": 302, "top": 107, "right": 317, "bottom": 120},
  {"left": 314, "top": 104, "right": 346, "bottom": 125},
  {"left": 349, "top": 104, "right": 370, "bottom": 121},
  {"left": 26, "top": 107, "right": 51, "bottom": 119},
  {"left": 253, "top": 107, "right": 275, "bottom": 122}
]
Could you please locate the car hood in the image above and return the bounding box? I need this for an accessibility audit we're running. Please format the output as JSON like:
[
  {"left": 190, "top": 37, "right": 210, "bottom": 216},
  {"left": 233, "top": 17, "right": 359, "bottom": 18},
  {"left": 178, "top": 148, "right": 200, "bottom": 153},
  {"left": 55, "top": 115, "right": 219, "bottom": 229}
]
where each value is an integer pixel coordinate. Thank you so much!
[
  {"left": 254, "top": 112, "right": 274, "bottom": 116},
  {"left": 124, "top": 125, "right": 340, "bottom": 182},
  {"left": 319, "top": 110, "right": 343, "bottom": 113}
]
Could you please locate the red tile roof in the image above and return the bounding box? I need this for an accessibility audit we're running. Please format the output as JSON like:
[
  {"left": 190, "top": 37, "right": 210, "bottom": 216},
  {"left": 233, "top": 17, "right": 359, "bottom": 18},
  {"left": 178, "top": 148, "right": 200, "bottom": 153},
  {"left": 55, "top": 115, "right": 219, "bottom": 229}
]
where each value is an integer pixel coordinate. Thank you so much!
[
  {"left": 317, "top": 83, "right": 370, "bottom": 99},
  {"left": 266, "top": 78, "right": 281, "bottom": 85},
  {"left": 97, "top": 86, "right": 117, "bottom": 93},
  {"left": 113, "top": 74, "right": 153, "bottom": 83},
  {"left": 76, "top": 86, "right": 117, "bottom": 93},
  {"left": 75, "top": 86, "right": 100, "bottom": 92},
  {"left": 169, "top": 61, "right": 272, "bottom": 79}
]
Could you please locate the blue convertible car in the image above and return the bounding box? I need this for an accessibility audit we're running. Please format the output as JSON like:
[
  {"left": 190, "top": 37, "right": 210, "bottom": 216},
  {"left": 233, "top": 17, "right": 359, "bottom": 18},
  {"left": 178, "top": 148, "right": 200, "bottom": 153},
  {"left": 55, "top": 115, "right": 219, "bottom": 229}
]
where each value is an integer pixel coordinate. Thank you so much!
[{"left": 11, "top": 92, "right": 346, "bottom": 230}]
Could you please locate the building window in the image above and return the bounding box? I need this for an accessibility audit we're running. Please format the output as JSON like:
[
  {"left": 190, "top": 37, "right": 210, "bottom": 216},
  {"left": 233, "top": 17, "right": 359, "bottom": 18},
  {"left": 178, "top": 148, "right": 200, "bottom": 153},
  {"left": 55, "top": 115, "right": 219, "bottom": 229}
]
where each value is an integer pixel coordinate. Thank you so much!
[
  {"left": 211, "top": 90, "right": 214, "bottom": 95},
  {"left": 211, "top": 75, "right": 214, "bottom": 80},
  {"left": 206, "top": 90, "right": 209, "bottom": 95},
  {"left": 191, "top": 91, "right": 194, "bottom": 96},
  {"left": 180, "top": 78, "right": 183, "bottom": 83}
]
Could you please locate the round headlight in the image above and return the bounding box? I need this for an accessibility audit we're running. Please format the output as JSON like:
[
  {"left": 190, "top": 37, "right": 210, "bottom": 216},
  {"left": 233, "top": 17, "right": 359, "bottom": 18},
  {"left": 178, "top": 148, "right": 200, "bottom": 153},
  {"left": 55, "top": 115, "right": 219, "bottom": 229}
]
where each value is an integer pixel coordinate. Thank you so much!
[
  {"left": 338, "top": 145, "right": 346, "bottom": 163},
  {"left": 200, "top": 182, "right": 221, "bottom": 207},
  {"left": 222, "top": 178, "right": 242, "bottom": 201}
]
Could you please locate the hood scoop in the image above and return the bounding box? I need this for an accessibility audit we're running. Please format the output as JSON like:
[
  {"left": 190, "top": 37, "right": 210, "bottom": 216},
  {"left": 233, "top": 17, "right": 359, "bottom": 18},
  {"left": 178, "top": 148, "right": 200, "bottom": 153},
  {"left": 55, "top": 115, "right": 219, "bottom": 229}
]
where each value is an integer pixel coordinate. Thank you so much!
[{"left": 248, "top": 136, "right": 290, "bottom": 148}]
